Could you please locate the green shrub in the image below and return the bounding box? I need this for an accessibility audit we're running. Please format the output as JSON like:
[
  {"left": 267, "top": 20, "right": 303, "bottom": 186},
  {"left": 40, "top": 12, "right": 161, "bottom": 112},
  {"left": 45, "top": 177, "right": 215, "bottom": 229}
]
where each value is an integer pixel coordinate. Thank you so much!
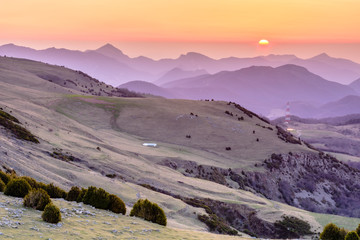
[
  {"left": 4, "top": 178, "right": 32, "bottom": 197},
  {"left": 345, "top": 232, "right": 360, "bottom": 240},
  {"left": 274, "top": 215, "right": 313, "bottom": 236},
  {"left": 0, "top": 170, "right": 11, "bottom": 184},
  {"left": 130, "top": 199, "right": 167, "bottom": 226},
  {"left": 0, "top": 179, "right": 5, "bottom": 192},
  {"left": 66, "top": 186, "right": 81, "bottom": 202},
  {"left": 76, "top": 188, "right": 87, "bottom": 203},
  {"left": 82, "top": 186, "right": 110, "bottom": 209},
  {"left": 198, "top": 214, "right": 238, "bottom": 235},
  {"left": 356, "top": 225, "right": 360, "bottom": 237},
  {"left": 0, "top": 114, "right": 39, "bottom": 143},
  {"left": 24, "top": 188, "right": 51, "bottom": 211},
  {"left": 42, "top": 203, "right": 61, "bottom": 223},
  {"left": 19, "top": 176, "right": 39, "bottom": 189},
  {"left": 341, "top": 228, "right": 349, "bottom": 240},
  {"left": 108, "top": 194, "right": 126, "bottom": 215},
  {"left": 42, "top": 183, "right": 67, "bottom": 198},
  {"left": 320, "top": 223, "right": 341, "bottom": 240}
]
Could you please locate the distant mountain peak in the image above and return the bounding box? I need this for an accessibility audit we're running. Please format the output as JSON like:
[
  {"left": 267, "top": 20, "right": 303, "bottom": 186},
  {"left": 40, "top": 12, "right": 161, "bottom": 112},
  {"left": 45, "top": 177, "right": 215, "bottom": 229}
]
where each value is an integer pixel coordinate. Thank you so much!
[
  {"left": 97, "top": 43, "right": 122, "bottom": 52},
  {"left": 178, "top": 52, "right": 211, "bottom": 60},
  {"left": 2, "top": 43, "right": 16, "bottom": 47},
  {"left": 94, "top": 43, "right": 130, "bottom": 61},
  {"left": 276, "top": 64, "right": 309, "bottom": 72},
  {"left": 312, "top": 53, "right": 331, "bottom": 59}
]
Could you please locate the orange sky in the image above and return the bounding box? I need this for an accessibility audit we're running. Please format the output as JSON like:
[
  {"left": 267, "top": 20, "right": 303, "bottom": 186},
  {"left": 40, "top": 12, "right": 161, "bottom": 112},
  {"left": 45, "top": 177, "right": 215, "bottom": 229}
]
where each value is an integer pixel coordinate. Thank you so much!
[{"left": 1, "top": 0, "right": 360, "bottom": 60}]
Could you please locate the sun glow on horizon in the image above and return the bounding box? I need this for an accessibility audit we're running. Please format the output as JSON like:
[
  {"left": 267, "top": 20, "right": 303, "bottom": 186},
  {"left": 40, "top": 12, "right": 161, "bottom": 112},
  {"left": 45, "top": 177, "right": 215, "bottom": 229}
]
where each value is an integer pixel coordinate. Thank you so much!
[{"left": 259, "top": 39, "right": 269, "bottom": 45}]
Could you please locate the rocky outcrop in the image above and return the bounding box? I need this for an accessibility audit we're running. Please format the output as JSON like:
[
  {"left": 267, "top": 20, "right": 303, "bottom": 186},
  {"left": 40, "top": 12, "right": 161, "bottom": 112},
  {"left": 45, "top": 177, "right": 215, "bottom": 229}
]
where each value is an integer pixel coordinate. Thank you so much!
[
  {"left": 245, "top": 152, "right": 360, "bottom": 217},
  {"left": 160, "top": 152, "right": 360, "bottom": 218}
]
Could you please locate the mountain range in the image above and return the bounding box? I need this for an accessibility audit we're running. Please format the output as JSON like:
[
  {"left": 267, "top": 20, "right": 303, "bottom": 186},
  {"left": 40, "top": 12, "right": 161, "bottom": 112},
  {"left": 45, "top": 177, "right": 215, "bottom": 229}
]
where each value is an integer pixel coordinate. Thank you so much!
[
  {"left": 2, "top": 43, "right": 360, "bottom": 119},
  {"left": 120, "top": 64, "right": 358, "bottom": 118},
  {"left": 1, "top": 43, "right": 360, "bottom": 86}
]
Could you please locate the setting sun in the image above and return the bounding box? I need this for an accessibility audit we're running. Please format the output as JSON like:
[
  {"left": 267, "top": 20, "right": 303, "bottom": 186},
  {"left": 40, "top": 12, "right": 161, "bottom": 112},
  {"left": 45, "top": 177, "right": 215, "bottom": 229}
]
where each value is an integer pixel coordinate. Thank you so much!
[{"left": 259, "top": 39, "right": 269, "bottom": 45}]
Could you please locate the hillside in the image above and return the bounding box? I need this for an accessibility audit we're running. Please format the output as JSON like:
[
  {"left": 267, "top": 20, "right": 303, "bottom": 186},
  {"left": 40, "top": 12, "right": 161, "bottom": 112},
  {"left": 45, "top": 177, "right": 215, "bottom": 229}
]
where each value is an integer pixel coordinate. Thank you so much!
[
  {"left": 0, "top": 56, "right": 141, "bottom": 97},
  {"left": 0, "top": 193, "right": 249, "bottom": 240},
  {"left": 1, "top": 56, "right": 360, "bottom": 238},
  {"left": 272, "top": 113, "right": 360, "bottom": 158}
]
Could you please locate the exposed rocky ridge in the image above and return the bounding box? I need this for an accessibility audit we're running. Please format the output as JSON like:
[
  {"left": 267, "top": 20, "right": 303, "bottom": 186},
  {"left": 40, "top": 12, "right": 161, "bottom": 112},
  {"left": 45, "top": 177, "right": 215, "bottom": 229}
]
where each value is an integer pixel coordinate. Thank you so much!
[
  {"left": 160, "top": 152, "right": 360, "bottom": 218},
  {"left": 139, "top": 183, "right": 313, "bottom": 238},
  {"left": 247, "top": 152, "right": 360, "bottom": 217}
]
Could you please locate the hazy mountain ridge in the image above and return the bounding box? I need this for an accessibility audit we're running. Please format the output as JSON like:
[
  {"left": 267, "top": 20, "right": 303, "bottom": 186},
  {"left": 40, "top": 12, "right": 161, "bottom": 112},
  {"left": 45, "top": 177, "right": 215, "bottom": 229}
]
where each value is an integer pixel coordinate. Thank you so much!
[
  {"left": 349, "top": 77, "right": 360, "bottom": 94},
  {"left": 2, "top": 43, "right": 360, "bottom": 86},
  {"left": 159, "top": 64, "right": 357, "bottom": 117},
  {"left": 155, "top": 68, "right": 208, "bottom": 85},
  {"left": 119, "top": 80, "right": 176, "bottom": 98},
  {"left": 0, "top": 43, "right": 153, "bottom": 86},
  {"left": 287, "top": 95, "right": 360, "bottom": 118}
]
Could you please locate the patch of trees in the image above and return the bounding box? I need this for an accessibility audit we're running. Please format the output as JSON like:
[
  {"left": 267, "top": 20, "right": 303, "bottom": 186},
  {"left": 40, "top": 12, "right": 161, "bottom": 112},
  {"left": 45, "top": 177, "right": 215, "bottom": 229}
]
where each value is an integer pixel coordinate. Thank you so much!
[
  {"left": 130, "top": 199, "right": 167, "bottom": 226},
  {"left": 0, "top": 108, "right": 39, "bottom": 143},
  {"left": 0, "top": 170, "right": 166, "bottom": 226},
  {"left": 227, "top": 101, "right": 270, "bottom": 124},
  {"left": 276, "top": 126, "right": 301, "bottom": 144},
  {"left": 49, "top": 149, "right": 80, "bottom": 162},
  {"left": 274, "top": 215, "right": 313, "bottom": 238}
]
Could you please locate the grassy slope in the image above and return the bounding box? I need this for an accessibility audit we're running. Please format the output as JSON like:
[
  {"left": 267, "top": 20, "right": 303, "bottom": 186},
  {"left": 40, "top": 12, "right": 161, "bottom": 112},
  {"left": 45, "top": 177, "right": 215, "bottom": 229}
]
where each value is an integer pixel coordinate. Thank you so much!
[
  {"left": 1, "top": 57, "right": 359, "bottom": 237},
  {"left": 0, "top": 193, "right": 244, "bottom": 240}
]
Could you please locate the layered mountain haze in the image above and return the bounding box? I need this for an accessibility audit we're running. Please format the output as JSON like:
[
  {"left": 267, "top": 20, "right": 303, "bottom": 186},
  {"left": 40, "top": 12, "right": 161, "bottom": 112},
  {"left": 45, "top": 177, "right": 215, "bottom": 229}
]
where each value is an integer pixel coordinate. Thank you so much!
[
  {"left": 289, "top": 53, "right": 360, "bottom": 84},
  {"left": 2, "top": 56, "right": 360, "bottom": 238},
  {"left": 160, "top": 64, "right": 356, "bottom": 117},
  {"left": 155, "top": 68, "right": 208, "bottom": 85},
  {"left": 349, "top": 77, "right": 360, "bottom": 94},
  {"left": 2, "top": 43, "right": 360, "bottom": 86},
  {"left": 0, "top": 43, "right": 153, "bottom": 86},
  {"left": 119, "top": 80, "right": 176, "bottom": 98}
]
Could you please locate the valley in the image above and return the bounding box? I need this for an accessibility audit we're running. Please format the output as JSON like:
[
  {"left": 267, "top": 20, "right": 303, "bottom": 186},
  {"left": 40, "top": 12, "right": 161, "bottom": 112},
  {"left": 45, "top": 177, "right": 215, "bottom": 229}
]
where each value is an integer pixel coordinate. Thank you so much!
[{"left": 1, "top": 56, "right": 360, "bottom": 238}]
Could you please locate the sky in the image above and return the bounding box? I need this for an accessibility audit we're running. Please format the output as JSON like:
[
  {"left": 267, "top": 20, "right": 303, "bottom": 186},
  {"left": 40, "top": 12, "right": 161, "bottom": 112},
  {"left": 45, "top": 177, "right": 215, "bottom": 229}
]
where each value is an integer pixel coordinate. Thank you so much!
[{"left": 1, "top": 0, "right": 360, "bottom": 61}]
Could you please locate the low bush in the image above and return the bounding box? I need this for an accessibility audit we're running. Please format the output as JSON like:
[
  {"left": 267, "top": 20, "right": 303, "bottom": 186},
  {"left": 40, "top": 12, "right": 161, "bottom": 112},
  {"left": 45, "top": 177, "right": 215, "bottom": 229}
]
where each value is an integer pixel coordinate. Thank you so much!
[
  {"left": 274, "top": 215, "right": 313, "bottom": 237},
  {"left": 0, "top": 114, "right": 39, "bottom": 143},
  {"left": 198, "top": 214, "right": 238, "bottom": 235},
  {"left": 42, "top": 183, "right": 67, "bottom": 198},
  {"left": 108, "top": 194, "right": 126, "bottom": 215},
  {"left": 0, "top": 170, "right": 11, "bottom": 184},
  {"left": 76, "top": 188, "right": 87, "bottom": 203},
  {"left": 345, "top": 231, "right": 360, "bottom": 240},
  {"left": 19, "top": 176, "right": 40, "bottom": 189},
  {"left": 42, "top": 203, "right": 61, "bottom": 223},
  {"left": 66, "top": 186, "right": 81, "bottom": 202},
  {"left": 130, "top": 199, "right": 167, "bottom": 226},
  {"left": 320, "top": 223, "right": 341, "bottom": 240},
  {"left": 4, "top": 178, "right": 32, "bottom": 197},
  {"left": 0, "top": 179, "right": 5, "bottom": 192},
  {"left": 341, "top": 228, "right": 349, "bottom": 240},
  {"left": 356, "top": 224, "right": 360, "bottom": 237},
  {"left": 82, "top": 186, "right": 110, "bottom": 209},
  {"left": 24, "top": 188, "right": 51, "bottom": 211}
]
